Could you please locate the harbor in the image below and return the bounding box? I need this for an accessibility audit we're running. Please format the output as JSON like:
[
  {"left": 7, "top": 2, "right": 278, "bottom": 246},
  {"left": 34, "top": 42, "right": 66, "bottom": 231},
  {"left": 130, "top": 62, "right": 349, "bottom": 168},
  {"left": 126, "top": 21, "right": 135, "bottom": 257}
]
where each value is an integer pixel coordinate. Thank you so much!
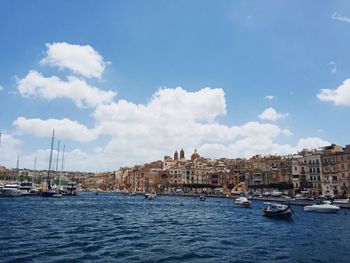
[{"left": 1, "top": 192, "right": 350, "bottom": 262}]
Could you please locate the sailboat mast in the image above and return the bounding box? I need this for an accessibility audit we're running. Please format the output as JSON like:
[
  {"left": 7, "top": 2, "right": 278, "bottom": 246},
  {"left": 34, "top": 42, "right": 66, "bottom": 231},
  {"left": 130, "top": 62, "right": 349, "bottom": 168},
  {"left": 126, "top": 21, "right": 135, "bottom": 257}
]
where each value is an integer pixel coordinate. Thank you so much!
[
  {"left": 16, "top": 155, "right": 19, "bottom": 182},
  {"left": 59, "top": 145, "right": 65, "bottom": 188},
  {"left": 56, "top": 140, "right": 60, "bottom": 172},
  {"left": 33, "top": 156, "right": 37, "bottom": 183},
  {"left": 47, "top": 129, "right": 55, "bottom": 189}
]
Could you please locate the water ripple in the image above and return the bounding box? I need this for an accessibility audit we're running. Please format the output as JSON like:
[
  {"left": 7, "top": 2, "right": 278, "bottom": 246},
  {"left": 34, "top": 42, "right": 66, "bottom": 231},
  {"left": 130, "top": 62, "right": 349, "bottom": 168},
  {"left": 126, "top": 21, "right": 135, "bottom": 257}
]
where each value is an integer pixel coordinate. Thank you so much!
[{"left": 1, "top": 193, "right": 350, "bottom": 262}]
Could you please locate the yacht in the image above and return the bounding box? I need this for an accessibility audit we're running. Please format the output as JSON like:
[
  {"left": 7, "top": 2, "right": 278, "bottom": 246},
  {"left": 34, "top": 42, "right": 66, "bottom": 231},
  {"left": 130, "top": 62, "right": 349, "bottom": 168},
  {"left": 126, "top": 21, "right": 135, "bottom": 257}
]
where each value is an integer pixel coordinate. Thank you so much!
[
  {"left": 332, "top": 198, "right": 349, "bottom": 204},
  {"left": 262, "top": 202, "right": 292, "bottom": 218},
  {"left": 234, "top": 197, "right": 252, "bottom": 208},
  {"left": 66, "top": 182, "right": 78, "bottom": 196},
  {"left": 1, "top": 182, "right": 22, "bottom": 197},
  {"left": 303, "top": 201, "right": 340, "bottom": 213}
]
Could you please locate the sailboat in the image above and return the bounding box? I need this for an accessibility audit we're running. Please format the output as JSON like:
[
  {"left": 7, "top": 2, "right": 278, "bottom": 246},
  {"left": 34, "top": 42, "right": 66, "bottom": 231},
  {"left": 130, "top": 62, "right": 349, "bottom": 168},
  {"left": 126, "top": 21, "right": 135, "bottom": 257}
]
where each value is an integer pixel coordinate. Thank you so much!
[
  {"left": 1, "top": 156, "right": 22, "bottom": 197},
  {"left": 42, "top": 129, "right": 58, "bottom": 197}
]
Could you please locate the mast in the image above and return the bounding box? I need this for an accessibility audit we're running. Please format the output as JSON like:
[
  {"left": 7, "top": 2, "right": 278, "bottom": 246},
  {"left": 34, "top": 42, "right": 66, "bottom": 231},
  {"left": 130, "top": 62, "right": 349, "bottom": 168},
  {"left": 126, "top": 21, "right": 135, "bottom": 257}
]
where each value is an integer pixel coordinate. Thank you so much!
[
  {"left": 59, "top": 145, "right": 65, "bottom": 189},
  {"left": 16, "top": 155, "right": 19, "bottom": 182},
  {"left": 56, "top": 140, "right": 60, "bottom": 172},
  {"left": 33, "top": 156, "right": 37, "bottom": 183},
  {"left": 47, "top": 129, "right": 55, "bottom": 189}
]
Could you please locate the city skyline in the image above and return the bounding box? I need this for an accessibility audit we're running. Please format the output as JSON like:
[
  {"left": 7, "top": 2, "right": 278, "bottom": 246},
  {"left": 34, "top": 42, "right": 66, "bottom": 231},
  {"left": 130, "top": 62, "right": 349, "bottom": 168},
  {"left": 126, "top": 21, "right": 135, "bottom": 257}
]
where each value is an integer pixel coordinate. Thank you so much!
[{"left": 1, "top": 1, "right": 350, "bottom": 171}]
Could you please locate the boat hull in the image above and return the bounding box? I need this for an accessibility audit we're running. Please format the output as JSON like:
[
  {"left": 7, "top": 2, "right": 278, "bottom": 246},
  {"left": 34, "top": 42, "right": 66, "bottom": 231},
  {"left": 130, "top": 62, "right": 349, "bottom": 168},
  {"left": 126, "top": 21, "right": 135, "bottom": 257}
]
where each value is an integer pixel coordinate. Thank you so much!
[
  {"left": 263, "top": 207, "right": 292, "bottom": 218},
  {"left": 0, "top": 188, "right": 21, "bottom": 197},
  {"left": 303, "top": 206, "right": 339, "bottom": 213}
]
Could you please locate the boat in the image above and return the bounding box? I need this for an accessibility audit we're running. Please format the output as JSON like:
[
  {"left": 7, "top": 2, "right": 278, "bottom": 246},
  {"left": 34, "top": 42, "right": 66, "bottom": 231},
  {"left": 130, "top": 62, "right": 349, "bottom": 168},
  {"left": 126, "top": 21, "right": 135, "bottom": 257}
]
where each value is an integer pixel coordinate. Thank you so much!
[
  {"left": 332, "top": 198, "right": 349, "bottom": 204},
  {"left": 262, "top": 192, "right": 271, "bottom": 197},
  {"left": 1, "top": 182, "right": 22, "bottom": 197},
  {"left": 271, "top": 191, "right": 283, "bottom": 197},
  {"left": 262, "top": 202, "right": 293, "bottom": 218},
  {"left": 234, "top": 196, "right": 252, "bottom": 208},
  {"left": 19, "top": 181, "right": 36, "bottom": 195},
  {"left": 66, "top": 182, "right": 78, "bottom": 196},
  {"left": 199, "top": 195, "right": 206, "bottom": 201},
  {"left": 303, "top": 201, "right": 340, "bottom": 213},
  {"left": 147, "top": 193, "right": 157, "bottom": 200},
  {"left": 41, "top": 129, "right": 59, "bottom": 197}
]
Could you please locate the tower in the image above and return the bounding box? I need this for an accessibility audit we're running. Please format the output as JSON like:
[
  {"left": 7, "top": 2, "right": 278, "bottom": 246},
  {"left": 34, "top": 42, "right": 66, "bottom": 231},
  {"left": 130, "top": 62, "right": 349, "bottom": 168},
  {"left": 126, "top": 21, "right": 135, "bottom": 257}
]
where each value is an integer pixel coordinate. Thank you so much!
[
  {"left": 180, "top": 148, "right": 185, "bottom": 160},
  {"left": 174, "top": 150, "right": 179, "bottom": 161}
]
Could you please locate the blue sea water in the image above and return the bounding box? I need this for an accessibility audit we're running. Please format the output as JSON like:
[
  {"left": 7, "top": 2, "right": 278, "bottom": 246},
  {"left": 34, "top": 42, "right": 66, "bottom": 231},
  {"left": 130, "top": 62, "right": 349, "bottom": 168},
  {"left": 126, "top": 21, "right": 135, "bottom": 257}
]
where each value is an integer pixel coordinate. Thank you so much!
[{"left": 1, "top": 193, "right": 350, "bottom": 263}]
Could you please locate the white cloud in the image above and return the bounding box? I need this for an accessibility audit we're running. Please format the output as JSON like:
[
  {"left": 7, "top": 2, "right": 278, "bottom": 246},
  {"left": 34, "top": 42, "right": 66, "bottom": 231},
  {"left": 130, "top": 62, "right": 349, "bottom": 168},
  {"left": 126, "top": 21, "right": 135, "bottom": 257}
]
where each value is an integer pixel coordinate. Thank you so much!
[
  {"left": 0, "top": 85, "right": 3, "bottom": 91},
  {"left": 258, "top": 107, "right": 289, "bottom": 121},
  {"left": 40, "top": 42, "right": 106, "bottom": 79},
  {"left": 317, "top": 79, "right": 350, "bottom": 106},
  {"left": 13, "top": 117, "right": 97, "bottom": 142},
  {"left": 332, "top": 12, "right": 350, "bottom": 24},
  {"left": 0, "top": 133, "right": 22, "bottom": 169},
  {"left": 87, "top": 87, "right": 298, "bottom": 169},
  {"left": 265, "top": 95, "right": 274, "bottom": 100},
  {"left": 329, "top": 61, "right": 337, "bottom": 74},
  {"left": 17, "top": 70, "right": 116, "bottom": 108},
  {"left": 297, "top": 137, "right": 330, "bottom": 150}
]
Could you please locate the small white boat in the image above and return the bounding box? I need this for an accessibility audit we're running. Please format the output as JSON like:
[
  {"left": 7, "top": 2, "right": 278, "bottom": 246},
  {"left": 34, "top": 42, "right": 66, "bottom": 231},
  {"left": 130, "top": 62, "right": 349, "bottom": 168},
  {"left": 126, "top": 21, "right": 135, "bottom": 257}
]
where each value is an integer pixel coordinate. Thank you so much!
[
  {"left": 52, "top": 193, "right": 62, "bottom": 198},
  {"left": 303, "top": 201, "right": 340, "bottom": 213},
  {"left": 147, "top": 193, "right": 157, "bottom": 200},
  {"left": 234, "top": 197, "right": 252, "bottom": 208},
  {"left": 332, "top": 198, "right": 349, "bottom": 204},
  {"left": 271, "top": 191, "right": 283, "bottom": 197}
]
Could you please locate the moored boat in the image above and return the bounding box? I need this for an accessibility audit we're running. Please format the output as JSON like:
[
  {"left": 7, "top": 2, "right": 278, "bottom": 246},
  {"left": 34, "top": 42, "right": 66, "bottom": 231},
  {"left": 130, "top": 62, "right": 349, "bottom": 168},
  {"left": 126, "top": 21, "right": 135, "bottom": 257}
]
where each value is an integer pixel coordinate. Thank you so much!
[
  {"left": 303, "top": 201, "right": 340, "bottom": 213},
  {"left": 1, "top": 183, "right": 22, "bottom": 197},
  {"left": 199, "top": 195, "right": 206, "bottom": 201},
  {"left": 66, "top": 182, "right": 78, "bottom": 196},
  {"left": 234, "top": 197, "right": 252, "bottom": 208},
  {"left": 332, "top": 198, "right": 349, "bottom": 204},
  {"left": 262, "top": 202, "right": 292, "bottom": 218},
  {"left": 147, "top": 193, "right": 157, "bottom": 200}
]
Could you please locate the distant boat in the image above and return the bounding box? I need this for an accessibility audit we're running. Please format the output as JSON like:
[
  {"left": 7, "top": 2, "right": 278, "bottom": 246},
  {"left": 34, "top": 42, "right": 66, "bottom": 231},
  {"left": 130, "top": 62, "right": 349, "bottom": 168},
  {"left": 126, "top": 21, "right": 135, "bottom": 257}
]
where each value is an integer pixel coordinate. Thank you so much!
[
  {"left": 146, "top": 193, "right": 157, "bottom": 200},
  {"left": 199, "top": 195, "right": 206, "bottom": 201},
  {"left": 262, "top": 202, "right": 292, "bottom": 218},
  {"left": 271, "top": 191, "right": 283, "bottom": 197},
  {"left": 1, "top": 182, "right": 22, "bottom": 197},
  {"left": 303, "top": 201, "right": 340, "bottom": 213},
  {"left": 66, "top": 182, "right": 78, "bottom": 196},
  {"left": 234, "top": 197, "right": 252, "bottom": 208},
  {"left": 332, "top": 198, "right": 349, "bottom": 204}
]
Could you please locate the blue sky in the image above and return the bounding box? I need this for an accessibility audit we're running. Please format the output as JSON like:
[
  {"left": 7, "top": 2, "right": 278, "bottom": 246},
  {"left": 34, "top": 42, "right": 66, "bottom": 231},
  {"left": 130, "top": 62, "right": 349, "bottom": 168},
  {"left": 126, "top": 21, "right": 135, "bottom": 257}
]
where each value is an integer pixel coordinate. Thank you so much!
[{"left": 1, "top": 1, "right": 350, "bottom": 171}]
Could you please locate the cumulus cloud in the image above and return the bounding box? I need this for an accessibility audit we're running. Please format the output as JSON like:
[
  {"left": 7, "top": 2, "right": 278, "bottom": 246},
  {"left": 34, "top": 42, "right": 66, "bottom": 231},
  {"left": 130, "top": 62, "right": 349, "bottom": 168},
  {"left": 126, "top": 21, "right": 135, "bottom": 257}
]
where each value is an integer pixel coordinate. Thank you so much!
[
  {"left": 87, "top": 87, "right": 299, "bottom": 169},
  {"left": 317, "top": 79, "right": 350, "bottom": 106},
  {"left": 332, "top": 12, "right": 350, "bottom": 24},
  {"left": 258, "top": 107, "right": 289, "bottom": 121},
  {"left": 17, "top": 70, "right": 116, "bottom": 108},
  {"left": 13, "top": 117, "right": 97, "bottom": 142},
  {"left": 297, "top": 137, "right": 330, "bottom": 150},
  {"left": 265, "top": 95, "right": 274, "bottom": 100},
  {"left": 0, "top": 133, "right": 22, "bottom": 168},
  {"left": 40, "top": 42, "right": 106, "bottom": 79}
]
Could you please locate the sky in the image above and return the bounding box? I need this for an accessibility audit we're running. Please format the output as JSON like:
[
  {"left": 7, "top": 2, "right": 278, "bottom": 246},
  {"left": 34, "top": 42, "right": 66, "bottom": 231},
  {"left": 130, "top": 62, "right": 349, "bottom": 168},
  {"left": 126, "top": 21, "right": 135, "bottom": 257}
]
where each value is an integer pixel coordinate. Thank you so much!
[{"left": 1, "top": 0, "right": 350, "bottom": 172}]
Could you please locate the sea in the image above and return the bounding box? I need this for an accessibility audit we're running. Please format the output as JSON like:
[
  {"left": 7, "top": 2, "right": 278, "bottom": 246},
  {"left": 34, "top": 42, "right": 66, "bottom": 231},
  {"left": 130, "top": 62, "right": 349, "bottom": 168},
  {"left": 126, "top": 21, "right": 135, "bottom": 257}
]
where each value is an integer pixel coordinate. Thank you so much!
[{"left": 1, "top": 193, "right": 350, "bottom": 262}]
